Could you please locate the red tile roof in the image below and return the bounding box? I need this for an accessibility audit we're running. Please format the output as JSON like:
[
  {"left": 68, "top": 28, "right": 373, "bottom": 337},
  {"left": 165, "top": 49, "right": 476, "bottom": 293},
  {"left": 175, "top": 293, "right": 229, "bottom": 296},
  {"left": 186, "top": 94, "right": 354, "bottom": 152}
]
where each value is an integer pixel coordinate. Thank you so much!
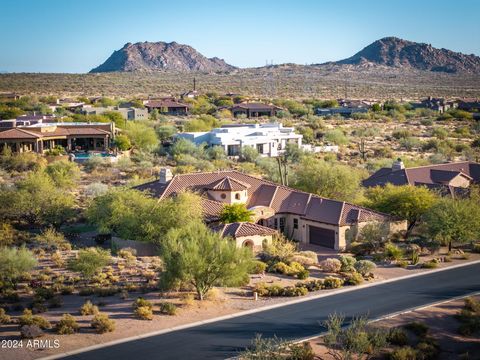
[
  {"left": 206, "top": 177, "right": 250, "bottom": 191},
  {"left": 136, "top": 170, "right": 391, "bottom": 226},
  {"left": 0, "top": 128, "right": 42, "bottom": 139},
  {"left": 363, "top": 161, "right": 480, "bottom": 189},
  {"left": 211, "top": 222, "right": 277, "bottom": 238}
]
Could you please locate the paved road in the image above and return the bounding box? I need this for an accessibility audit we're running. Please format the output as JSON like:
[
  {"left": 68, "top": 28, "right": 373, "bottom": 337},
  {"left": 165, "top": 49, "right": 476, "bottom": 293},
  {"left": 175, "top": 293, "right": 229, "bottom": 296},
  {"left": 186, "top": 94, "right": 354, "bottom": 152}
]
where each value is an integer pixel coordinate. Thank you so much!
[{"left": 63, "top": 263, "right": 480, "bottom": 360}]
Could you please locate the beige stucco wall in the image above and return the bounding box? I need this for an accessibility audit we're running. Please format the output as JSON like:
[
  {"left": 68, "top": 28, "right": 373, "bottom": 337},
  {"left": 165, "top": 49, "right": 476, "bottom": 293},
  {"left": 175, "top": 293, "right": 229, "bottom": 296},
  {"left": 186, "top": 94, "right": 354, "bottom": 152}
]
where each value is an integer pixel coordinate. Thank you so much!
[
  {"left": 449, "top": 175, "right": 471, "bottom": 188},
  {"left": 235, "top": 234, "right": 273, "bottom": 252},
  {"left": 207, "top": 189, "right": 248, "bottom": 204}
]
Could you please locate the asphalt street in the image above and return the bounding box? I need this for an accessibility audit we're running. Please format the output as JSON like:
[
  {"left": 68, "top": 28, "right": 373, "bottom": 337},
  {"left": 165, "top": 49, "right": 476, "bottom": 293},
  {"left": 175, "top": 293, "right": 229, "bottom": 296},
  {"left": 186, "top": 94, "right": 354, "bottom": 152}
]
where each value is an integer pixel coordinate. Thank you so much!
[{"left": 62, "top": 262, "right": 480, "bottom": 360}]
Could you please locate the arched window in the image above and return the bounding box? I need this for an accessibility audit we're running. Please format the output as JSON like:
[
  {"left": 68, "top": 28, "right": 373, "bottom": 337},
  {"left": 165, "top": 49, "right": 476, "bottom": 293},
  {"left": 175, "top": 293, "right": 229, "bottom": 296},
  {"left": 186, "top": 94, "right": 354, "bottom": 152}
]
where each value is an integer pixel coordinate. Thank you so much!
[{"left": 235, "top": 193, "right": 241, "bottom": 200}]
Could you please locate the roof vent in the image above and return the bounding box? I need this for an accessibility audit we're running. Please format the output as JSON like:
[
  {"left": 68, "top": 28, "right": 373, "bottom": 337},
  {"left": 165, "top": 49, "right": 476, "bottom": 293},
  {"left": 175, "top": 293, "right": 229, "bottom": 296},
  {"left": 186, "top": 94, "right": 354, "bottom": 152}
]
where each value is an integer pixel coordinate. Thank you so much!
[
  {"left": 392, "top": 158, "right": 405, "bottom": 172},
  {"left": 159, "top": 168, "right": 173, "bottom": 184}
]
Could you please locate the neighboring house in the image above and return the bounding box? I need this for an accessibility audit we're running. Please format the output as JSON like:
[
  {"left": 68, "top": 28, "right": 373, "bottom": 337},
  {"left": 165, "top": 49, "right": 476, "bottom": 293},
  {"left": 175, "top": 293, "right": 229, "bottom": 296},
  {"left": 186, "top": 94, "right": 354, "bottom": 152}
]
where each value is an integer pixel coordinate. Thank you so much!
[
  {"left": 315, "top": 107, "right": 368, "bottom": 117},
  {"left": 176, "top": 123, "right": 303, "bottom": 157},
  {"left": 457, "top": 99, "right": 480, "bottom": 112},
  {"left": 228, "top": 103, "right": 282, "bottom": 118},
  {"left": 411, "top": 97, "right": 457, "bottom": 113},
  {"left": 144, "top": 98, "right": 190, "bottom": 115},
  {"left": 0, "top": 92, "right": 20, "bottom": 101},
  {"left": 362, "top": 159, "right": 480, "bottom": 197},
  {"left": 181, "top": 90, "right": 199, "bottom": 99},
  {"left": 211, "top": 222, "right": 277, "bottom": 251},
  {"left": 136, "top": 169, "right": 406, "bottom": 250},
  {"left": 301, "top": 144, "right": 339, "bottom": 153},
  {"left": 0, "top": 122, "right": 115, "bottom": 153},
  {"left": 81, "top": 106, "right": 148, "bottom": 120}
]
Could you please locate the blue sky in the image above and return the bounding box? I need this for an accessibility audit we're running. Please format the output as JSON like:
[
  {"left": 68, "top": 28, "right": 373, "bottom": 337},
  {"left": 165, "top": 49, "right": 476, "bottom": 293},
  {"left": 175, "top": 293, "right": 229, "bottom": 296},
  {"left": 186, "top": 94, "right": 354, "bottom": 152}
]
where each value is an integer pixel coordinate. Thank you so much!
[{"left": 1, "top": 0, "right": 479, "bottom": 73}]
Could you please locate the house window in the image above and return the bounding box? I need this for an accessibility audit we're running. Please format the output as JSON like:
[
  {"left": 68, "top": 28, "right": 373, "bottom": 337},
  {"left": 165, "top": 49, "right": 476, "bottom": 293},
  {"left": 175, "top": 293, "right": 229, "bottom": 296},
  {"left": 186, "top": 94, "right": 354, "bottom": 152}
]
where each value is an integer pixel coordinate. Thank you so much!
[
  {"left": 274, "top": 218, "right": 278, "bottom": 229},
  {"left": 293, "top": 218, "right": 298, "bottom": 229},
  {"left": 256, "top": 144, "right": 264, "bottom": 154},
  {"left": 279, "top": 217, "right": 285, "bottom": 233},
  {"left": 221, "top": 193, "right": 226, "bottom": 199},
  {"left": 235, "top": 193, "right": 241, "bottom": 200}
]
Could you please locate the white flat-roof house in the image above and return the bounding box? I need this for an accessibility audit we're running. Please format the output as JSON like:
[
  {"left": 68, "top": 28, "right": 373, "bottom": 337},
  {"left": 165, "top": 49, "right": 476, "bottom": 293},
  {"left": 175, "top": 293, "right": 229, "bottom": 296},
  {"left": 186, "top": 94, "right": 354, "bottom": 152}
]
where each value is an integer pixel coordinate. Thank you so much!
[{"left": 176, "top": 123, "right": 303, "bottom": 157}]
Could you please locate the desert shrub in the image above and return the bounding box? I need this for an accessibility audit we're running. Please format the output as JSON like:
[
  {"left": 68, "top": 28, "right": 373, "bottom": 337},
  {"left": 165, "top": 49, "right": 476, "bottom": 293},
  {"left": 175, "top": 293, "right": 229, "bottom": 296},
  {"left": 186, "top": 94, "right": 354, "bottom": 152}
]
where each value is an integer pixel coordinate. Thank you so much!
[
  {"left": 389, "top": 346, "right": 417, "bottom": 360},
  {"left": 339, "top": 255, "right": 357, "bottom": 272},
  {"left": 456, "top": 298, "right": 480, "bottom": 336},
  {"left": 292, "top": 251, "right": 317, "bottom": 266},
  {"left": 404, "top": 322, "right": 429, "bottom": 337},
  {"left": 35, "top": 287, "right": 55, "bottom": 301},
  {"left": 254, "top": 283, "right": 308, "bottom": 297},
  {"left": 344, "top": 272, "right": 363, "bottom": 285},
  {"left": 301, "top": 279, "right": 323, "bottom": 292},
  {"left": 241, "top": 335, "right": 314, "bottom": 360},
  {"left": 132, "top": 297, "right": 153, "bottom": 310},
  {"left": 354, "top": 260, "right": 376, "bottom": 276},
  {"left": 269, "top": 261, "right": 305, "bottom": 277},
  {"left": 250, "top": 260, "right": 267, "bottom": 274},
  {"left": 421, "top": 260, "right": 439, "bottom": 269},
  {"left": 35, "top": 228, "right": 71, "bottom": 251},
  {"left": 416, "top": 340, "right": 439, "bottom": 360},
  {"left": 78, "top": 287, "right": 95, "bottom": 296},
  {"left": 323, "top": 277, "right": 344, "bottom": 289},
  {"left": 55, "top": 314, "right": 79, "bottom": 335},
  {"left": 51, "top": 251, "right": 64, "bottom": 268},
  {"left": 19, "top": 309, "right": 51, "bottom": 329},
  {"left": 262, "top": 236, "right": 297, "bottom": 263},
  {"left": 384, "top": 243, "right": 404, "bottom": 261},
  {"left": 20, "top": 324, "right": 43, "bottom": 339},
  {"left": 158, "top": 302, "right": 177, "bottom": 316},
  {"left": 80, "top": 300, "right": 99, "bottom": 315},
  {"left": 68, "top": 247, "right": 111, "bottom": 278},
  {"left": 297, "top": 269, "right": 310, "bottom": 280},
  {"left": 60, "top": 285, "right": 74, "bottom": 295},
  {"left": 472, "top": 244, "right": 480, "bottom": 253},
  {"left": 0, "top": 308, "right": 11, "bottom": 324},
  {"left": 387, "top": 327, "right": 408, "bottom": 346},
  {"left": 288, "top": 342, "right": 315, "bottom": 360},
  {"left": 319, "top": 258, "right": 341, "bottom": 273},
  {"left": 180, "top": 293, "right": 195, "bottom": 307},
  {"left": 95, "top": 286, "right": 119, "bottom": 297},
  {"left": 282, "top": 286, "right": 308, "bottom": 297},
  {"left": 134, "top": 306, "right": 153, "bottom": 320},
  {"left": 118, "top": 247, "right": 137, "bottom": 266},
  {"left": 91, "top": 313, "right": 115, "bottom": 333}
]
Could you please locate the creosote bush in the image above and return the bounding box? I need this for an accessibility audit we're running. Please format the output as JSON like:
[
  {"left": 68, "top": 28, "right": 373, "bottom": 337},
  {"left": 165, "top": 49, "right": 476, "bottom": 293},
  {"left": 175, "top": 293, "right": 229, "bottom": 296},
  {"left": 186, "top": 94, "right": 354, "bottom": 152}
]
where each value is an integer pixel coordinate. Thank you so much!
[
  {"left": 134, "top": 306, "right": 153, "bottom": 320},
  {"left": 319, "top": 258, "right": 341, "bottom": 273},
  {"left": 55, "top": 314, "right": 79, "bottom": 335},
  {"left": 80, "top": 300, "right": 99, "bottom": 316},
  {"left": 91, "top": 313, "right": 115, "bottom": 334},
  {"left": 158, "top": 302, "right": 177, "bottom": 316}
]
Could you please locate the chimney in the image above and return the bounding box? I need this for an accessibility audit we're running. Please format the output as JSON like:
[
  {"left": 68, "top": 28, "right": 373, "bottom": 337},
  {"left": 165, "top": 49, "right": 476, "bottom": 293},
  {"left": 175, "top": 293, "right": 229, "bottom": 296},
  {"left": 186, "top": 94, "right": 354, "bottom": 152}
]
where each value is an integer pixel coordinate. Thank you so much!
[
  {"left": 392, "top": 158, "right": 405, "bottom": 172},
  {"left": 159, "top": 168, "right": 173, "bottom": 184}
]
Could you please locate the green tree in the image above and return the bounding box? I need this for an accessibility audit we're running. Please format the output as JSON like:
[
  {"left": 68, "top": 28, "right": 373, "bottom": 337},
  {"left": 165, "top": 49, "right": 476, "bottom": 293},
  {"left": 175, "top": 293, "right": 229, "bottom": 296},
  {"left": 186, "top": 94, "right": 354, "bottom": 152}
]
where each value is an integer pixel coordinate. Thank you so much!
[
  {"left": 240, "top": 146, "right": 259, "bottom": 162},
  {"left": 424, "top": 197, "right": 480, "bottom": 251},
  {"left": 125, "top": 122, "right": 158, "bottom": 151},
  {"left": 294, "top": 158, "right": 364, "bottom": 202},
  {"left": 324, "top": 129, "right": 348, "bottom": 145},
  {"left": 68, "top": 247, "right": 111, "bottom": 278},
  {"left": 114, "top": 134, "right": 132, "bottom": 151},
  {"left": 363, "top": 184, "right": 437, "bottom": 236},
  {"left": 156, "top": 125, "right": 177, "bottom": 142},
  {"left": 0, "top": 246, "right": 37, "bottom": 286},
  {"left": 219, "top": 203, "right": 254, "bottom": 224},
  {"left": 103, "top": 111, "right": 126, "bottom": 129},
  {"left": 44, "top": 160, "right": 80, "bottom": 189},
  {"left": 0, "top": 172, "right": 75, "bottom": 227},
  {"left": 86, "top": 189, "right": 203, "bottom": 243},
  {"left": 159, "top": 222, "right": 253, "bottom": 300}
]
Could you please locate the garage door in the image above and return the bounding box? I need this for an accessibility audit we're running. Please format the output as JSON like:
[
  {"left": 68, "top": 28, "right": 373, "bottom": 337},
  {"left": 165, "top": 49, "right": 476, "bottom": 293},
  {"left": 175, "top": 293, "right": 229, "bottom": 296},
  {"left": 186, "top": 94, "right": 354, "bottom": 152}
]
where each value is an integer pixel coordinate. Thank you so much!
[{"left": 309, "top": 226, "right": 335, "bottom": 248}]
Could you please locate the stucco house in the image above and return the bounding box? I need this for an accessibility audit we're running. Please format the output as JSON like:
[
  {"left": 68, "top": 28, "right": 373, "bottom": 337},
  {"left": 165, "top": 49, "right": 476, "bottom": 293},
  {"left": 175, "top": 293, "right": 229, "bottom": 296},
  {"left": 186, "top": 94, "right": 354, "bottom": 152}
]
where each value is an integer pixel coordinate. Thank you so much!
[
  {"left": 176, "top": 123, "right": 303, "bottom": 157},
  {"left": 136, "top": 169, "right": 407, "bottom": 250},
  {"left": 363, "top": 159, "right": 480, "bottom": 197}
]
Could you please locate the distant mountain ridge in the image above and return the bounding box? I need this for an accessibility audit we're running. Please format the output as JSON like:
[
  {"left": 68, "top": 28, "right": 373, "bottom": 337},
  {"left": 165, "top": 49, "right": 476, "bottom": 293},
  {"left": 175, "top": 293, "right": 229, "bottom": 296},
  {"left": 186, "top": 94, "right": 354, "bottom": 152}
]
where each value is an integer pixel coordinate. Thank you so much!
[
  {"left": 90, "top": 41, "right": 236, "bottom": 73},
  {"left": 331, "top": 37, "right": 480, "bottom": 73},
  {"left": 90, "top": 37, "right": 480, "bottom": 74}
]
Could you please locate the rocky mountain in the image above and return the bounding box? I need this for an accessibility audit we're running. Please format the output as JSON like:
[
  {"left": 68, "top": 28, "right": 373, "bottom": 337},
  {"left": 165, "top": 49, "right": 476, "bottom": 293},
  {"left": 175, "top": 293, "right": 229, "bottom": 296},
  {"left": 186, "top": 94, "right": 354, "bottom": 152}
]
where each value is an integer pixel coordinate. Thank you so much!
[
  {"left": 332, "top": 37, "right": 480, "bottom": 74},
  {"left": 90, "top": 41, "right": 236, "bottom": 73}
]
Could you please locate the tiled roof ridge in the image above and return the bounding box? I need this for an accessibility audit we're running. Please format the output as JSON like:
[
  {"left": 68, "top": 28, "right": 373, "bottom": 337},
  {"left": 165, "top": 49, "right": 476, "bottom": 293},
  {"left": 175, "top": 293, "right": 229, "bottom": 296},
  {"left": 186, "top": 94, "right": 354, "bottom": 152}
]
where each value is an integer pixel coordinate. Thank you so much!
[{"left": 159, "top": 170, "right": 392, "bottom": 220}]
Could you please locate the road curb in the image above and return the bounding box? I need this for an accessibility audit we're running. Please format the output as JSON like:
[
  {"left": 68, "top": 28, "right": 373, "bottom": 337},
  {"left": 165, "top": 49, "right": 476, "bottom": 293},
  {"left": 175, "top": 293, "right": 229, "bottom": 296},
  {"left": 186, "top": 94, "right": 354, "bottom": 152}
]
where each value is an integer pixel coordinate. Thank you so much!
[{"left": 39, "top": 259, "right": 480, "bottom": 360}]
